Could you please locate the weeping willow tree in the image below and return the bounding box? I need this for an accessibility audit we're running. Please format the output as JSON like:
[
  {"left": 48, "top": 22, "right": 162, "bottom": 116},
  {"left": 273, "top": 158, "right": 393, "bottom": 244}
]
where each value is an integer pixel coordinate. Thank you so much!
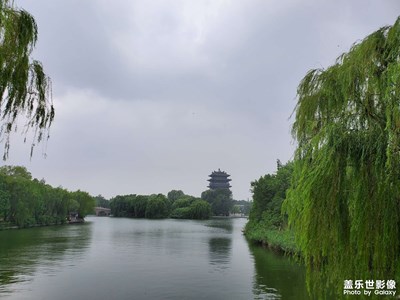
[
  {"left": 283, "top": 17, "right": 400, "bottom": 297},
  {"left": 0, "top": 0, "right": 54, "bottom": 159}
]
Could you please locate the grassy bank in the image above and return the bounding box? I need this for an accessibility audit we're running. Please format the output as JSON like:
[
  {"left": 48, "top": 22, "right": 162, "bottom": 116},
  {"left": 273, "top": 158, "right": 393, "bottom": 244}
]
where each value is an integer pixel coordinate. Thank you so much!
[{"left": 244, "top": 221, "right": 298, "bottom": 254}]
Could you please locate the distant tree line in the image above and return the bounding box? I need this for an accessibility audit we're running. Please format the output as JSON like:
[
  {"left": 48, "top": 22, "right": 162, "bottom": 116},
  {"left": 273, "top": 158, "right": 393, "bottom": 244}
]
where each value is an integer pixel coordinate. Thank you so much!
[
  {"left": 104, "top": 186, "right": 251, "bottom": 220},
  {"left": 95, "top": 195, "right": 110, "bottom": 208},
  {"left": 109, "top": 191, "right": 211, "bottom": 220},
  {"left": 0, "top": 166, "right": 95, "bottom": 228}
]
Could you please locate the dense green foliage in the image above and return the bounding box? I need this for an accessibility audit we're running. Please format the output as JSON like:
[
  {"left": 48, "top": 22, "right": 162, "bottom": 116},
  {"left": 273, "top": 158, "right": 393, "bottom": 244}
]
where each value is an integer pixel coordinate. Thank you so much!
[
  {"left": 145, "top": 194, "right": 169, "bottom": 219},
  {"left": 248, "top": 160, "right": 293, "bottom": 229},
  {"left": 109, "top": 194, "right": 139, "bottom": 217},
  {"left": 201, "top": 188, "right": 232, "bottom": 216},
  {"left": 170, "top": 199, "right": 211, "bottom": 220},
  {"left": 0, "top": 1, "right": 54, "bottom": 159},
  {"left": 245, "top": 160, "right": 294, "bottom": 252},
  {"left": 110, "top": 194, "right": 170, "bottom": 218},
  {"left": 167, "top": 190, "right": 185, "bottom": 202},
  {"left": 283, "top": 17, "right": 400, "bottom": 296},
  {"left": 94, "top": 195, "right": 110, "bottom": 208},
  {"left": 110, "top": 191, "right": 211, "bottom": 220},
  {"left": 188, "top": 200, "right": 211, "bottom": 219},
  {"left": 0, "top": 166, "right": 95, "bottom": 228}
]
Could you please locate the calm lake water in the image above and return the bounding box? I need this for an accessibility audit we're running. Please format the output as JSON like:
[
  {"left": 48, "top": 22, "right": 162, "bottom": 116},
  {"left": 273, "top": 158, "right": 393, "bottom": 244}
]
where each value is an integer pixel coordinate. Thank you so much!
[{"left": 0, "top": 217, "right": 309, "bottom": 299}]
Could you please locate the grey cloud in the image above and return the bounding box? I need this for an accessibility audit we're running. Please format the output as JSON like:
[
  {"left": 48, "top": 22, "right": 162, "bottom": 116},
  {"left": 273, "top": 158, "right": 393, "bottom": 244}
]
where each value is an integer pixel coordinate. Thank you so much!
[{"left": 12, "top": 0, "right": 400, "bottom": 200}]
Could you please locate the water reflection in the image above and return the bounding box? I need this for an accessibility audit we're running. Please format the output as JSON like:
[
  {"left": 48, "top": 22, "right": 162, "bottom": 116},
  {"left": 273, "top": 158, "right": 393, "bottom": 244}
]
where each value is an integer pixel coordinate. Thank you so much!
[
  {"left": 0, "top": 224, "right": 92, "bottom": 294},
  {"left": 205, "top": 217, "right": 234, "bottom": 232},
  {"left": 206, "top": 218, "right": 233, "bottom": 272},
  {"left": 208, "top": 237, "right": 232, "bottom": 266},
  {"left": 248, "top": 241, "right": 310, "bottom": 300},
  {"left": 0, "top": 217, "right": 311, "bottom": 300}
]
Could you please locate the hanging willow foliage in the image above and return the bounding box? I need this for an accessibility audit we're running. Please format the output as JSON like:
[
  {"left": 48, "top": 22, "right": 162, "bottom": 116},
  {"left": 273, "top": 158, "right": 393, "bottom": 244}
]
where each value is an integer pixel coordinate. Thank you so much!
[
  {"left": 283, "top": 17, "right": 400, "bottom": 297},
  {"left": 0, "top": 0, "right": 54, "bottom": 159}
]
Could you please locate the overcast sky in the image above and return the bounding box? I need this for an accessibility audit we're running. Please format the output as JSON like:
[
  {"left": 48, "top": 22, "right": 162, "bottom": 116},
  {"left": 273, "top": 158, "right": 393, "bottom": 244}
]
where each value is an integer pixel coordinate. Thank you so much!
[{"left": 7, "top": 0, "right": 400, "bottom": 200}]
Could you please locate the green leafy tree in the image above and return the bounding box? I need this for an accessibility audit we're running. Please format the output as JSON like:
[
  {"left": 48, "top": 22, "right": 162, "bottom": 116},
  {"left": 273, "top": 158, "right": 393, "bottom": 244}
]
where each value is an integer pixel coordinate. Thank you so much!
[
  {"left": 145, "top": 194, "right": 169, "bottom": 219},
  {"left": 0, "top": 189, "right": 10, "bottom": 221},
  {"left": 0, "top": 166, "right": 32, "bottom": 179},
  {"left": 72, "top": 190, "right": 95, "bottom": 218},
  {"left": 133, "top": 195, "right": 148, "bottom": 218},
  {"left": 8, "top": 176, "right": 42, "bottom": 226},
  {"left": 170, "top": 207, "right": 191, "bottom": 219},
  {"left": 30, "top": 179, "right": 45, "bottom": 223},
  {"left": 249, "top": 174, "right": 275, "bottom": 222},
  {"left": 110, "top": 195, "right": 132, "bottom": 217},
  {"left": 171, "top": 195, "right": 194, "bottom": 210},
  {"left": 283, "top": 17, "right": 400, "bottom": 296},
  {"left": 247, "top": 160, "right": 293, "bottom": 232},
  {"left": 170, "top": 198, "right": 211, "bottom": 220},
  {"left": 0, "top": 1, "right": 54, "bottom": 159},
  {"left": 95, "top": 195, "right": 110, "bottom": 208},
  {"left": 67, "top": 198, "right": 79, "bottom": 214},
  {"left": 189, "top": 200, "right": 211, "bottom": 220},
  {"left": 0, "top": 172, "right": 10, "bottom": 222},
  {"left": 167, "top": 190, "right": 185, "bottom": 202},
  {"left": 201, "top": 189, "right": 232, "bottom": 216},
  {"left": 0, "top": 165, "right": 94, "bottom": 227}
]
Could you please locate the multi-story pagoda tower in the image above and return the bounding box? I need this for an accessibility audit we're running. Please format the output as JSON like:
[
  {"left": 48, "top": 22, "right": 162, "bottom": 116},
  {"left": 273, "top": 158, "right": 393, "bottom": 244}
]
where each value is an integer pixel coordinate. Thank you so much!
[{"left": 208, "top": 169, "right": 231, "bottom": 190}]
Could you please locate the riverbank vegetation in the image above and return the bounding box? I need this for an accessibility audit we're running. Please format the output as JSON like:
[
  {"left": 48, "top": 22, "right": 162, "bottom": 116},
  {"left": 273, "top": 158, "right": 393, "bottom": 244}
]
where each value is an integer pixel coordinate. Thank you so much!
[
  {"left": 247, "top": 18, "right": 400, "bottom": 298},
  {"left": 245, "top": 160, "right": 296, "bottom": 253},
  {"left": 0, "top": 166, "right": 95, "bottom": 229},
  {"left": 283, "top": 17, "right": 400, "bottom": 297}
]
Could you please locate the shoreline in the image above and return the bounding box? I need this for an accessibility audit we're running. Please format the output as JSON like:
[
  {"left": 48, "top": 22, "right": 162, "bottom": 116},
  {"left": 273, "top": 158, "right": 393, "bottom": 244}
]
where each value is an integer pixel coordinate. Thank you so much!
[
  {"left": 0, "top": 219, "right": 86, "bottom": 230},
  {"left": 243, "top": 223, "right": 298, "bottom": 256}
]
